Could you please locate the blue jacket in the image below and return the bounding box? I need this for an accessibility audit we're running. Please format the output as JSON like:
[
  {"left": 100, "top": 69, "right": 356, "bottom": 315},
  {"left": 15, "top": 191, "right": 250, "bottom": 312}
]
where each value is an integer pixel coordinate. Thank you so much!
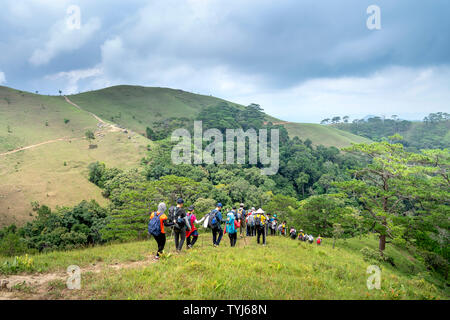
[{"left": 226, "top": 211, "right": 237, "bottom": 234}]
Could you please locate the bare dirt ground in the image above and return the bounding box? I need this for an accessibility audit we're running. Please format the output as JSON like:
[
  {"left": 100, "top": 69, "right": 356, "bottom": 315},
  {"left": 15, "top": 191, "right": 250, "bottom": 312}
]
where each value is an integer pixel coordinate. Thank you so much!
[
  {"left": 64, "top": 96, "right": 122, "bottom": 133},
  {"left": 0, "top": 255, "right": 157, "bottom": 300}
]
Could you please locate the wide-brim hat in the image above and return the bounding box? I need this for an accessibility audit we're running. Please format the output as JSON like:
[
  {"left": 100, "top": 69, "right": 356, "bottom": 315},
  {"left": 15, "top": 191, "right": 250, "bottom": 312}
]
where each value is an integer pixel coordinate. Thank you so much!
[{"left": 255, "top": 208, "right": 265, "bottom": 214}]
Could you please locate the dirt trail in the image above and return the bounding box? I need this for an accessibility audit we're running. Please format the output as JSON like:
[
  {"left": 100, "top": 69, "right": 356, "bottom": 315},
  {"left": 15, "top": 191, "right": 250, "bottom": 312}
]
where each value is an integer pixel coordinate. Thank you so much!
[
  {"left": 64, "top": 96, "right": 122, "bottom": 133},
  {"left": 0, "top": 256, "right": 157, "bottom": 300},
  {"left": 0, "top": 97, "right": 128, "bottom": 157},
  {"left": 0, "top": 137, "right": 80, "bottom": 157}
]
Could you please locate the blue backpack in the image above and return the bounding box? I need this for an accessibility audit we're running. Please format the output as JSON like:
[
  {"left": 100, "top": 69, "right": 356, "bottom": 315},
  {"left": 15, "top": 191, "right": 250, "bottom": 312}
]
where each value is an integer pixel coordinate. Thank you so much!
[
  {"left": 208, "top": 209, "right": 220, "bottom": 229},
  {"left": 148, "top": 212, "right": 162, "bottom": 236}
]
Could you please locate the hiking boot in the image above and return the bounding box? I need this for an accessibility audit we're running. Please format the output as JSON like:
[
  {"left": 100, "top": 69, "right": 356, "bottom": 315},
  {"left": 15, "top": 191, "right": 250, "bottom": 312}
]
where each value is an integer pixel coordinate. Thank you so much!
[{"left": 154, "top": 255, "right": 160, "bottom": 260}]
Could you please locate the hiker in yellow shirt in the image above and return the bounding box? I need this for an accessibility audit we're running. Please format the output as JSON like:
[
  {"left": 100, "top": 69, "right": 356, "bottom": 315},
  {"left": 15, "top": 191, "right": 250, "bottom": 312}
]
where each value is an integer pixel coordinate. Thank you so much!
[{"left": 254, "top": 208, "right": 267, "bottom": 245}]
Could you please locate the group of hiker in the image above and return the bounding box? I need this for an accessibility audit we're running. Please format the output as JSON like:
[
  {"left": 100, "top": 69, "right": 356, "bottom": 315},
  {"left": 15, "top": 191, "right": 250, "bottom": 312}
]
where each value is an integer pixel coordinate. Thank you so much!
[{"left": 148, "top": 198, "right": 322, "bottom": 260}]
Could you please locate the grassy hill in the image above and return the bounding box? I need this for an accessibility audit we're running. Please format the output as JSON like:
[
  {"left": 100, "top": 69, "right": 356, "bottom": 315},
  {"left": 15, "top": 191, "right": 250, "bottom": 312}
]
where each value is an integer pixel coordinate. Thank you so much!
[
  {"left": 68, "top": 85, "right": 370, "bottom": 147},
  {"left": 284, "top": 122, "right": 372, "bottom": 148},
  {"left": 0, "top": 234, "right": 447, "bottom": 300},
  {"left": 0, "top": 87, "right": 149, "bottom": 227},
  {"left": 68, "top": 85, "right": 245, "bottom": 135},
  {"left": 1, "top": 85, "right": 370, "bottom": 226}
]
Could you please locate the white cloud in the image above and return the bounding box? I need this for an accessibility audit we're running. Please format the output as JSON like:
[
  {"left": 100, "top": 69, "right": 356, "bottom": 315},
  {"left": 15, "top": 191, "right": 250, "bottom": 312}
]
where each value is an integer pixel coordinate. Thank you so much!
[
  {"left": 0, "top": 71, "right": 6, "bottom": 85},
  {"left": 29, "top": 16, "right": 101, "bottom": 66},
  {"left": 228, "top": 66, "right": 450, "bottom": 122},
  {"left": 46, "top": 67, "right": 102, "bottom": 94}
]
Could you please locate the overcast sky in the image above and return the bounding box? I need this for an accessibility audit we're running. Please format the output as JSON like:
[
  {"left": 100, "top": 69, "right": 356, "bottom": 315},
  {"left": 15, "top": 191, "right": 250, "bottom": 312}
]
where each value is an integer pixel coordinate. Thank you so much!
[{"left": 0, "top": 0, "right": 449, "bottom": 122}]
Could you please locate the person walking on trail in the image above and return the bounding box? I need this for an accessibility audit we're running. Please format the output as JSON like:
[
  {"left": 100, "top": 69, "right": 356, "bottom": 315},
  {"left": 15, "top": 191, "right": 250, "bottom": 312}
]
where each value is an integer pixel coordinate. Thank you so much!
[
  {"left": 268, "top": 214, "right": 276, "bottom": 236},
  {"left": 246, "top": 207, "right": 252, "bottom": 236},
  {"left": 186, "top": 205, "right": 205, "bottom": 249},
  {"left": 237, "top": 203, "right": 246, "bottom": 238},
  {"left": 308, "top": 234, "right": 314, "bottom": 244},
  {"left": 289, "top": 227, "right": 297, "bottom": 240},
  {"left": 298, "top": 229, "right": 305, "bottom": 241},
  {"left": 280, "top": 221, "right": 287, "bottom": 236},
  {"left": 316, "top": 234, "right": 322, "bottom": 245},
  {"left": 209, "top": 203, "right": 224, "bottom": 247},
  {"left": 148, "top": 202, "right": 174, "bottom": 260},
  {"left": 169, "top": 198, "right": 191, "bottom": 253},
  {"left": 254, "top": 208, "right": 267, "bottom": 245},
  {"left": 226, "top": 207, "right": 238, "bottom": 247}
]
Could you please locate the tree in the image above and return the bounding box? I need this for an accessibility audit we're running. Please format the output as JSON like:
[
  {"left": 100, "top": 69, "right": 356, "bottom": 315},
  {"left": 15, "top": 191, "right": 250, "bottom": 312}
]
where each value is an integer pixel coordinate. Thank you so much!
[
  {"left": 59, "top": 90, "right": 62, "bottom": 96},
  {"left": 331, "top": 116, "right": 341, "bottom": 124},
  {"left": 321, "top": 118, "right": 330, "bottom": 125},
  {"left": 343, "top": 116, "right": 350, "bottom": 123},
  {"left": 332, "top": 223, "right": 344, "bottom": 249},
  {"left": 85, "top": 130, "right": 95, "bottom": 146},
  {"left": 336, "top": 139, "right": 449, "bottom": 256},
  {"left": 295, "top": 172, "right": 309, "bottom": 197}
]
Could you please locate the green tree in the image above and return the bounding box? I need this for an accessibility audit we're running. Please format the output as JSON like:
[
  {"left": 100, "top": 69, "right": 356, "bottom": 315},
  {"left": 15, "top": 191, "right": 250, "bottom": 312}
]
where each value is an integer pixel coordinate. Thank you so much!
[{"left": 85, "top": 130, "right": 95, "bottom": 146}]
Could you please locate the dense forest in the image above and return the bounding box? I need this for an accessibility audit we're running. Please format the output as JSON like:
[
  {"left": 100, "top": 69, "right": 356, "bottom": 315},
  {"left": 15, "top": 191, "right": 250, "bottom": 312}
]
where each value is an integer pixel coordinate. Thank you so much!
[{"left": 1, "top": 105, "right": 449, "bottom": 280}]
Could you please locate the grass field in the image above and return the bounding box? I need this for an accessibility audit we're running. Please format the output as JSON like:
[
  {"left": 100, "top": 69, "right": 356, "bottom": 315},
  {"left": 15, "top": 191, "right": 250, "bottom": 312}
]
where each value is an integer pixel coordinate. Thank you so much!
[
  {"left": 0, "top": 86, "right": 150, "bottom": 227},
  {"left": 284, "top": 123, "right": 372, "bottom": 148},
  {"left": 68, "top": 85, "right": 245, "bottom": 135},
  {"left": 1, "top": 84, "right": 371, "bottom": 226},
  {"left": 0, "top": 234, "right": 447, "bottom": 300}
]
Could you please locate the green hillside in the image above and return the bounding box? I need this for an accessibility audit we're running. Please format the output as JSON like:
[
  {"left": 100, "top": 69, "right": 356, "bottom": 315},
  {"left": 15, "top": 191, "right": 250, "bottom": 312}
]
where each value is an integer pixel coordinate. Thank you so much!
[
  {"left": 1, "top": 85, "right": 369, "bottom": 226},
  {"left": 0, "top": 234, "right": 447, "bottom": 300},
  {"left": 68, "top": 85, "right": 245, "bottom": 135},
  {"left": 0, "top": 87, "right": 149, "bottom": 227},
  {"left": 69, "top": 85, "right": 369, "bottom": 147},
  {"left": 284, "top": 122, "right": 372, "bottom": 148}
]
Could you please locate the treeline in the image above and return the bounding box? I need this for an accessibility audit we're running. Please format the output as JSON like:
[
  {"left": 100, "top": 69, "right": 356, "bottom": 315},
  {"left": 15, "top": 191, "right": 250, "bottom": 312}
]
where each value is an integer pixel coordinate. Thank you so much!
[
  {"left": 327, "top": 113, "right": 449, "bottom": 151},
  {"left": 145, "top": 102, "right": 269, "bottom": 141}
]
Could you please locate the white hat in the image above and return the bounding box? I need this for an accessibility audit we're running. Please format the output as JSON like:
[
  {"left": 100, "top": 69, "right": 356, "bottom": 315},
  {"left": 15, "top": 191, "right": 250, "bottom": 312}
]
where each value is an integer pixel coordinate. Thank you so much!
[{"left": 255, "top": 208, "right": 265, "bottom": 214}]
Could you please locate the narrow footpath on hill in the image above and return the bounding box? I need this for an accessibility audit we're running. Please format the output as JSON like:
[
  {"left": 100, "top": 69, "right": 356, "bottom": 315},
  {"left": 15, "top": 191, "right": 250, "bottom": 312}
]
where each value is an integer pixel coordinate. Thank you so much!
[
  {"left": 0, "top": 97, "right": 130, "bottom": 157},
  {"left": 0, "top": 137, "right": 81, "bottom": 157},
  {"left": 0, "top": 254, "right": 158, "bottom": 300},
  {"left": 63, "top": 96, "right": 122, "bottom": 133}
]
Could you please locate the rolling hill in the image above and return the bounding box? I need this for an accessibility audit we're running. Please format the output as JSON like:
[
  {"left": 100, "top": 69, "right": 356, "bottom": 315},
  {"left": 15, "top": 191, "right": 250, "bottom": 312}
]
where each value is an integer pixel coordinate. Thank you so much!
[
  {"left": 284, "top": 122, "right": 372, "bottom": 148},
  {"left": 1, "top": 85, "right": 370, "bottom": 227},
  {"left": 0, "top": 86, "right": 149, "bottom": 227},
  {"left": 0, "top": 234, "right": 447, "bottom": 300},
  {"left": 68, "top": 85, "right": 370, "bottom": 147}
]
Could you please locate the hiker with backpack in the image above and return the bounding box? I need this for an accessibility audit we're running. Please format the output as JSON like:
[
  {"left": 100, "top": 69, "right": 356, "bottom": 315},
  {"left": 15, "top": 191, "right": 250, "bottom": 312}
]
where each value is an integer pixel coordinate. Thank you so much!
[
  {"left": 226, "top": 207, "right": 238, "bottom": 247},
  {"left": 148, "top": 202, "right": 174, "bottom": 260},
  {"left": 308, "top": 234, "right": 314, "bottom": 244},
  {"left": 298, "top": 229, "right": 305, "bottom": 241},
  {"left": 268, "top": 214, "right": 276, "bottom": 236},
  {"left": 169, "top": 198, "right": 191, "bottom": 253},
  {"left": 186, "top": 205, "right": 205, "bottom": 249},
  {"left": 254, "top": 208, "right": 267, "bottom": 245},
  {"left": 248, "top": 207, "right": 256, "bottom": 236},
  {"left": 237, "top": 203, "right": 246, "bottom": 238},
  {"left": 289, "top": 227, "right": 297, "bottom": 240},
  {"left": 209, "top": 203, "right": 224, "bottom": 247},
  {"left": 317, "top": 235, "right": 322, "bottom": 245},
  {"left": 246, "top": 207, "right": 253, "bottom": 236}
]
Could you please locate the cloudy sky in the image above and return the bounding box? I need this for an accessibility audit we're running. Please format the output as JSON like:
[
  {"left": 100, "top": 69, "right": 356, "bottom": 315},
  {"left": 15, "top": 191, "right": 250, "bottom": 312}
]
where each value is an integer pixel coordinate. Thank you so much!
[{"left": 0, "top": 0, "right": 449, "bottom": 122}]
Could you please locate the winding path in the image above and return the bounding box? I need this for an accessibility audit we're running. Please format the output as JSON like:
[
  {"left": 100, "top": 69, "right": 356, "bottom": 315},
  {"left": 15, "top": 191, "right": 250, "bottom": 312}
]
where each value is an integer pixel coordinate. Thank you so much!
[{"left": 0, "top": 97, "right": 125, "bottom": 157}]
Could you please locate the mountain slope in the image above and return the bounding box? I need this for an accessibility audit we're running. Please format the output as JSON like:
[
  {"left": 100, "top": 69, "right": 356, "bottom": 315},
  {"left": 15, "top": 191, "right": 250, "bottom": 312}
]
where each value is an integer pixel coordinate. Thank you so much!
[
  {"left": 0, "top": 234, "right": 447, "bottom": 300},
  {"left": 284, "top": 122, "right": 372, "bottom": 148},
  {"left": 0, "top": 87, "right": 149, "bottom": 227},
  {"left": 68, "top": 85, "right": 245, "bottom": 135},
  {"left": 68, "top": 85, "right": 370, "bottom": 147}
]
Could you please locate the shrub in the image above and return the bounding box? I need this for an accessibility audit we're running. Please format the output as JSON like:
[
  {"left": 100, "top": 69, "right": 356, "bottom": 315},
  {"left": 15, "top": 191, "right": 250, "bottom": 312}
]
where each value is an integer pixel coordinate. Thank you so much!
[
  {"left": 422, "top": 251, "right": 449, "bottom": 280},
  {"left": 0, "top": 254, "right": 35, "bottom": 274},
  {"left": 0, "top": 233, "right": 28, "bottom": 257}
]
